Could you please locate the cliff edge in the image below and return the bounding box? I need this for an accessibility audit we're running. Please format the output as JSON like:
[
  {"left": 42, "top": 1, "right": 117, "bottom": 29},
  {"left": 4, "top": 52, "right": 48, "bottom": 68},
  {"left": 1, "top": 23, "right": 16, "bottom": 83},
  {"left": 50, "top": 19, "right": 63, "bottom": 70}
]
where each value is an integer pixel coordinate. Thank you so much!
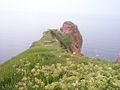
[{"left": 0, "top": 22, "right": 120, "bottom": 90}]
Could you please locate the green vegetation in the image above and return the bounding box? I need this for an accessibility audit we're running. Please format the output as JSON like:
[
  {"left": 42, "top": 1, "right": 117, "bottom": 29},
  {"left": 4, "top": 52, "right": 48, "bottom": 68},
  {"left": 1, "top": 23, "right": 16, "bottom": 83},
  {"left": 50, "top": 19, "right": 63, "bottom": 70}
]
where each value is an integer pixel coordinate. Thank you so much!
[{"left": 0, "top": 30, "right": 120, "bottom": 90}]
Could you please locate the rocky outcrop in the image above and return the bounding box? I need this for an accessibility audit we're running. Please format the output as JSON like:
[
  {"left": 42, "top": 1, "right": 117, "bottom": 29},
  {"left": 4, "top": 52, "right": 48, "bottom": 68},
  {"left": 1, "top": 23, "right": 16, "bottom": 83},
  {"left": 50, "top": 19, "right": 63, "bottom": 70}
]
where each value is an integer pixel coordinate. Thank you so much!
[
  {"left": 30, "top": 29, "right": 73, "bottom": 53},
  {"left": 116, "top": 54, "right": 120, "bottom": 62},
  {"left": 60, "top": 21, "right": 83, "bottom": 53}
]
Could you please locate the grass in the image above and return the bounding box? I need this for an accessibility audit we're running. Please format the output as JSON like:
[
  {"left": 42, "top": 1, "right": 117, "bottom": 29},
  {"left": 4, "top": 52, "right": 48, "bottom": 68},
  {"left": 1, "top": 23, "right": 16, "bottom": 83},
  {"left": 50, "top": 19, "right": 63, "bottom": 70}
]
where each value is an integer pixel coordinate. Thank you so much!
[{"left": 0, "top": 30, "right": 120, "bottom": 90}]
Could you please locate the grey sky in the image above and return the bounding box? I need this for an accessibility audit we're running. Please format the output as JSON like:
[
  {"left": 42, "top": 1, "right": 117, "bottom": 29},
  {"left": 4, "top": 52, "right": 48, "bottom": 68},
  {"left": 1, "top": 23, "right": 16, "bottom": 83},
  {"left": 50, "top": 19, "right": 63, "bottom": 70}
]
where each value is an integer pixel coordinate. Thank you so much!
[{"left": 0, "top": 0, "right": 120, "bottom": 16}]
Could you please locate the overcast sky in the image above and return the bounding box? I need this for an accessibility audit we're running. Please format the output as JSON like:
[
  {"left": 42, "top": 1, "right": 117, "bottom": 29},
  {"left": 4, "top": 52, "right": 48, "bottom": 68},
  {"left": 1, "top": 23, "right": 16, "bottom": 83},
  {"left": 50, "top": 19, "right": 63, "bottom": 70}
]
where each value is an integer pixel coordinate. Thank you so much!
[{"left": 0, "top": 0, "right": 120, "bottom": 16}]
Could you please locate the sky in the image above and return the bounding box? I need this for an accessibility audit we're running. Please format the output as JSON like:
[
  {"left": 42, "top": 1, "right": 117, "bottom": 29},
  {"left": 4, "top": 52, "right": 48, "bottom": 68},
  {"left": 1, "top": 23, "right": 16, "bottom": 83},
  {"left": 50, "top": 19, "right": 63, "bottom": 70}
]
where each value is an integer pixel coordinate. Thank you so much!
[{"left": 0, "top": 0, "right": 120, "bottom": 16}]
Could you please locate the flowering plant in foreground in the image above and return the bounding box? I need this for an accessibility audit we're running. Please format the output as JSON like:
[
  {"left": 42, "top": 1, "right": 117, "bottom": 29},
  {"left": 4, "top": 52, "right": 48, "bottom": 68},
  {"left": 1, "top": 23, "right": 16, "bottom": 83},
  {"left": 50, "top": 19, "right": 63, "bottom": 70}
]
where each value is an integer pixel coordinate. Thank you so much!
[{"left": 13, "top": 58, "right": 120, "bottom": 90}]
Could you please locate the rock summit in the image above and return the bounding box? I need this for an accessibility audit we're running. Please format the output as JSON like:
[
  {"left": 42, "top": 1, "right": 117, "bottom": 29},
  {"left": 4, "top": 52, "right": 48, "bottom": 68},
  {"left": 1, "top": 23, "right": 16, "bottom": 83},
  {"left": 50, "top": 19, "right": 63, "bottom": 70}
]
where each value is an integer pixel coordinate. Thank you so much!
[{"left": 60, "top": 21, "right": 83, "bottom": 53}]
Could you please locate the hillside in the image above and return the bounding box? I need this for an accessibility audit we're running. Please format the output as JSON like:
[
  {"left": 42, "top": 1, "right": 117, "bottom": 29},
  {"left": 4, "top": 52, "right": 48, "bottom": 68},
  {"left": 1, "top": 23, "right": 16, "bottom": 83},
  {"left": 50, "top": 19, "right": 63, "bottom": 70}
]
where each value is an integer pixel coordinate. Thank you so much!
[{"left": 0, "top": 30, "right": 120, "bottom": 90}]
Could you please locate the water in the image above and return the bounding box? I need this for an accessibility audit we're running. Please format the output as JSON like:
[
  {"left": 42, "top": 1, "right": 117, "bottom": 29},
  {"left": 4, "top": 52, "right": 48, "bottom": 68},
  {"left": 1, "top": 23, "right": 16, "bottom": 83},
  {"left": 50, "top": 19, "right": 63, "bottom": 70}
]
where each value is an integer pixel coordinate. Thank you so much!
[
  {"left": 0, "top": 12, "right": 120, "bottom": 63},
  {"left": 80, "top": 16, "right": 120, "bottom": 61}
]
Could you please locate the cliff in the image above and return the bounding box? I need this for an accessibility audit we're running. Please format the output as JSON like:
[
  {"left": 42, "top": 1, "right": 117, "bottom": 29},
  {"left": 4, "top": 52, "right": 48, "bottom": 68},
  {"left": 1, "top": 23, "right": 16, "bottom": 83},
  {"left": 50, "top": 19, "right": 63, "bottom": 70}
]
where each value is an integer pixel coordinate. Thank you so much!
[{"left": 0, "top": 25, "right": 120, "bottom": 89}]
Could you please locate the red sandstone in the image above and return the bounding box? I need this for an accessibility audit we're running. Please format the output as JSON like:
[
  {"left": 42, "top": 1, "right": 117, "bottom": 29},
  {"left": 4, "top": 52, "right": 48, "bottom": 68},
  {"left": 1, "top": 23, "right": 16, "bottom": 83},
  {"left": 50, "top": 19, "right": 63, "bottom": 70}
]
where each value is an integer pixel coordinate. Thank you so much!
[{"left": 60, "top": 21, "right": 83, "bottom": 53}]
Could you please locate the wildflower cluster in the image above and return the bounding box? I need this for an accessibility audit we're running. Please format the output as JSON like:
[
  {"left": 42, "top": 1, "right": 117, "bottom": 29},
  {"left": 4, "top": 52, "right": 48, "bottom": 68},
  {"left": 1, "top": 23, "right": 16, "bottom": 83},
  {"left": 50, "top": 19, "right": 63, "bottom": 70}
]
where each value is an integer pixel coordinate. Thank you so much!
[{"left": 13, "top": 59, "right": 120, "bottom": 90}]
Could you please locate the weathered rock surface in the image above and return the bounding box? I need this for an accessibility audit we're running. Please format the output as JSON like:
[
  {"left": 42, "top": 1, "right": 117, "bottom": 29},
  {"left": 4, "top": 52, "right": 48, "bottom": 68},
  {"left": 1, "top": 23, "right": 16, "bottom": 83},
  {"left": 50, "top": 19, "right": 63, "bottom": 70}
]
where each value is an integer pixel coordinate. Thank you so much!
[
  {"left": 116, "top": 54, "right": 120, "bottom": 62},
  {"left": 60, "top": 21, "right": 83, "bottom": 53}
]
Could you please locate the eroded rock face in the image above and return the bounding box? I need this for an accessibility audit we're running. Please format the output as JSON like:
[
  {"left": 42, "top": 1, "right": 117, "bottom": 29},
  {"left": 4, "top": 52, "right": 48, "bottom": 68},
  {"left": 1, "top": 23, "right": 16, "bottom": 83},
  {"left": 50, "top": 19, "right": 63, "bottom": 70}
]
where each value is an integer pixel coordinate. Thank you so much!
[
  {"left": 116, "top": 54, "right": 120, "bottom": 62},
  {"left": 60, "top": 21, "right": 83, "bottom": 53}
]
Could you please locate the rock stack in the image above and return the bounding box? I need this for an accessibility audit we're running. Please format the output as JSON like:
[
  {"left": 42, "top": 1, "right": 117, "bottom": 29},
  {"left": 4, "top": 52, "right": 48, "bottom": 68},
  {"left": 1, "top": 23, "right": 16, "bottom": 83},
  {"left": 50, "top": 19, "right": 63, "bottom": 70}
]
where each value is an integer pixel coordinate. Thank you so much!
[{"left": 60, "top": 21, "right": 83, "bottom": 53}]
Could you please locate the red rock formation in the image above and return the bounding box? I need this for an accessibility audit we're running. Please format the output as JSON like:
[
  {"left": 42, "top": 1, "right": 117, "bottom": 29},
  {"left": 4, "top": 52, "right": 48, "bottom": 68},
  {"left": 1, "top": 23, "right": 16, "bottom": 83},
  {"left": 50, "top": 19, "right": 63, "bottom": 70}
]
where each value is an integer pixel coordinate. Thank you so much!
[
  {"left": 60, "top": 21, "right": 83, "bottom": 53},
  {"left": 116, "top": 54, "right": 120, "bottom": 62}
]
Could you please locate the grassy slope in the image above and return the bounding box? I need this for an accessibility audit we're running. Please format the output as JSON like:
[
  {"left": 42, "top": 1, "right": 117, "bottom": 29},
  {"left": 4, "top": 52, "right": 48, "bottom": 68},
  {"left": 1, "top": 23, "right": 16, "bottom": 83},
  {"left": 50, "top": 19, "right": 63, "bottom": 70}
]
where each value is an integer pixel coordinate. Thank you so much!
[{"left": 0, "top": 30, "right": 120, "bottom": 90}]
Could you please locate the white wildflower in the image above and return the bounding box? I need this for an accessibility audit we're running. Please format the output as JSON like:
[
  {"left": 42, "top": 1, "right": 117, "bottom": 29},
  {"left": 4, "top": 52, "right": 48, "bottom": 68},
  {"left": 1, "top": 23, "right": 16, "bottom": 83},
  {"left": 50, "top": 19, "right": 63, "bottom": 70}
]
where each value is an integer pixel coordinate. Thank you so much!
[
  {"left": 108, "top": 67, "right": 112, "bottom": 70},
  {"left": 31, "top": 68, "right": 35, "bottom": 73},
  {"left": 59, "top": 55, "right": 61, "bottom": 58},
  {"left": 32, "top": 85, "right": 39, "bottom": 88},
  {"left": 73, "top": 52, "right": 76, "bottom": 55},
  {"left": 22, "top": 77, "right": 27, "bottom": 81},
  {"left": 71, "top": 54, "right": 73, "bottom": 57},
  {"left": 66, "top": 58, "right": 70, "bottom": 60},
  {"left": 18, "top": 87, "right": 24, "bottom": 90}
]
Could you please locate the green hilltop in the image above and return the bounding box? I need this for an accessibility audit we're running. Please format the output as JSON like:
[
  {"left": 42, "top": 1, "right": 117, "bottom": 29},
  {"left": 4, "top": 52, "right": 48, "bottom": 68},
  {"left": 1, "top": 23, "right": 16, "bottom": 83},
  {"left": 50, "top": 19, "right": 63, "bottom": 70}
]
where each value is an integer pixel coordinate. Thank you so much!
[{"left": 0, "top": 30, "right": 120, "bottom": 90}]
